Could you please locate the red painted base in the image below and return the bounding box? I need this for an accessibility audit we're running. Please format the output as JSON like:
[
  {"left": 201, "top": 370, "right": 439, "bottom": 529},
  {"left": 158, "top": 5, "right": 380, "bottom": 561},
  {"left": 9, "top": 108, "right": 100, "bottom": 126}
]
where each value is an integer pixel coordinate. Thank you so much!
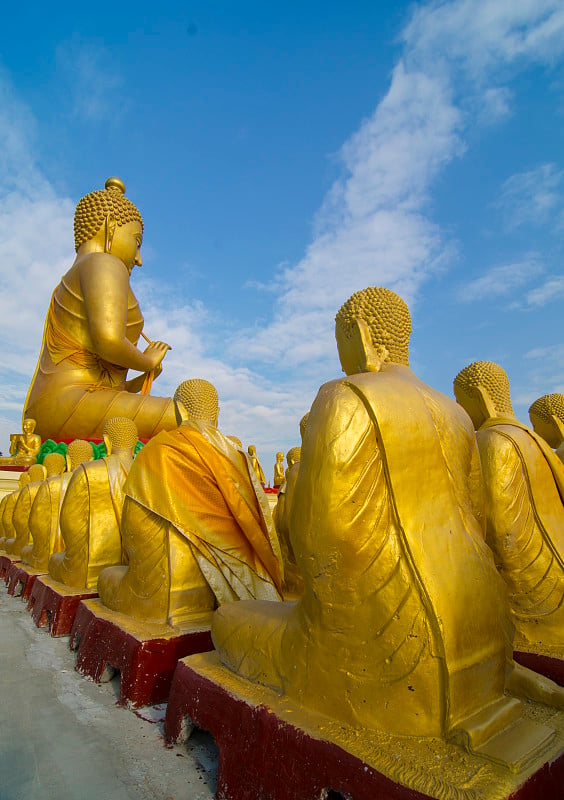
[
  {"left": 6, "top": 564, "right": 44, "bottom": 599},
  {"left": 165, "top": 653, "right": 564, "bottom": 800},
  {"left": 70, "top": 599, "right": 214, "bottom": 707},
  {"left": 27, "top": 575, "right": 98, "bottom": 636},
  {"left": 514, "top": 650, "right": 564, "bottom": 687},
  {"left": 0, "top": 553, "right": 20, "bottom": 583}
]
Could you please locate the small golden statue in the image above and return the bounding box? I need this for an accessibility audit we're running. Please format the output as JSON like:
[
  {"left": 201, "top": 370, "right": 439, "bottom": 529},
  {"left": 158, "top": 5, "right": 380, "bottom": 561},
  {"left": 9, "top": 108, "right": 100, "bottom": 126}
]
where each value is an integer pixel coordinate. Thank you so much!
[
  {"left": 21, "top": 452, "right": 67, "bottom": 571},
  {"left": 454, "top": 361, "right": 564, "bottom": 655},
  {"left": 212, "top": 287, "right": 563, "bottom": 768},
  {"left": 0, "top": 418, "right": 41, "bottom": 465},
  {"left": 529, "top": 393, "right": 564, "bottom": 464},
  {"left": 48, "top": 419, "right": 138, "bottom": 590},
  {"left": 247, "top": 444, "right": 266, "bottom": 485},
  {"left": 273, "top": 452, "right": 285, "bottom": 488},
  {"left": 97, "top": 379, "right": 283, "bottom": 626},
  {"left": 3, "top": 463, "right": 48, "bottom": 556},
  {"left": 273, "top": 439, "right": 304, "bottom": 596},
  {"left": 23, "top": 178, "right": 178, "bottom": 442}
]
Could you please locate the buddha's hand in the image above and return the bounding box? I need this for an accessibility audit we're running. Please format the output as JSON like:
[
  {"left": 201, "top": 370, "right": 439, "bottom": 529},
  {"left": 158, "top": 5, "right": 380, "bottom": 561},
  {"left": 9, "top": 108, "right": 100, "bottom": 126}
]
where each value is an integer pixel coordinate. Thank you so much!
[{"left": 143, "top": 341, "right": 171, "bottom": 372}]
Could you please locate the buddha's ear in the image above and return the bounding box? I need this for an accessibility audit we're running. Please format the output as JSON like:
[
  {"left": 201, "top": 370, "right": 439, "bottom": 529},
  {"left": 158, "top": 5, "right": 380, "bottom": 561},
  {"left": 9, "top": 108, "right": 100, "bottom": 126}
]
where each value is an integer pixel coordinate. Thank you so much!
[
  {"left": 353, "top": 318, "right": 387, "bottom": 373},
  {"left": 174, "top": 400, "right": 189, "bottom": 427},
  {"left": 551, "top": 414, "right": 564, "bottom": 444},
  {"left": 103, "top": 433, "right": 112, "bottom": 456},
  {"left": 65, "top": 452, "right": 72, "bottom": 471},
  {"left": 104, "top": 213, "right": 117, "bottom": 253}
]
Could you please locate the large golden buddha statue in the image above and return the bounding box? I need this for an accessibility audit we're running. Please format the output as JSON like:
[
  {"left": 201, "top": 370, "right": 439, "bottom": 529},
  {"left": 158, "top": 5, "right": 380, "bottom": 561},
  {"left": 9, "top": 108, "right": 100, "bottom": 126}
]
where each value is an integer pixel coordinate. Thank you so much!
[
  {"left": 529, "top": 393, "right": 564, "bottom": 464},
  {"left": 21, "top": 441, "right": 93, "bottom": 572},
  {"left": 454, "top": 362, "right": 564, "bottom": 654},
  {"left": 48, "top": 418, "right": 138, "bottom": 589},
  {"left": 23, "top": 177, "right": 177, "bottom": 441},
  {"left": 0, "top": 419, "right": 41, "bottom": 465},
  {"left": 97, "top": 379, "right": 283, "bottom": 626},
  {"left": 212, "top": 288, "right": 562, "bottom": 762}
]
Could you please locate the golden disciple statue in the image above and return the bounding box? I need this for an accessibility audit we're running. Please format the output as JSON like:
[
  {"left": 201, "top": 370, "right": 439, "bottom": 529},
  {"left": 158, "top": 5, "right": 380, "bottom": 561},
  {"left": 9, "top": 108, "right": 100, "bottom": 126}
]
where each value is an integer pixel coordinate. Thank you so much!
[
  {"left": 273, "top": 452, "right": 285, "bottom": 488},
  {"left": 247, "top": 444, "right": 266, "bottom": 485},
  {"left": 48, "top": 418, "right": 138, "bottom": 590},
  {"left": 212, "top": 287, "right": 561, "bottom": 763},
  {"left": 0, "top": 472, "right": 32, "bottom": 548},
  {"left": 23, "top": 178, "right": 178, "bottom": 442},
  {"left": 20, "top": 441, "right": 93, "bottom": 573},
  {"left": 0, "top": 419, "right": 41, "bottom": 465},
  {"left": 97, "top": 379, "right": 283, "bottom": 626},
  {"left": 529, "top": 393, "right": 564, "bottom": 465},
  {"left": 273, "top": 438, "right": 304, "bottom": 596},
  {"left": 21, "top": 452, "right": 67, "bottom": 571},
  {"left": 454, "top": 362, "right": 564, "bottom": 655},
  {"left": 3, "top": 463, "right": 48, "bottom": 556}
]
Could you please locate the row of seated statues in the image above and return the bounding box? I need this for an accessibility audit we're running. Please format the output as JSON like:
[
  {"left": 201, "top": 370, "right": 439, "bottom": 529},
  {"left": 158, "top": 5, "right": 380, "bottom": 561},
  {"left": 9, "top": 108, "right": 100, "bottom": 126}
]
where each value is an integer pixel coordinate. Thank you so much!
[{"left": 2, "top": 177, "right": 564, "bottom": 781}]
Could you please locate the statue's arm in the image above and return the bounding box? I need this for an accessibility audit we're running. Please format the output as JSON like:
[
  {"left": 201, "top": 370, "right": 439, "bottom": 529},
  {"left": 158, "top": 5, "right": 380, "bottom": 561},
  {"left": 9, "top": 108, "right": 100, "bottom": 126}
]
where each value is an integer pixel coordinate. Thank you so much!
[{"left": 79, "top": 254, "right": 168, "bottom": 373}]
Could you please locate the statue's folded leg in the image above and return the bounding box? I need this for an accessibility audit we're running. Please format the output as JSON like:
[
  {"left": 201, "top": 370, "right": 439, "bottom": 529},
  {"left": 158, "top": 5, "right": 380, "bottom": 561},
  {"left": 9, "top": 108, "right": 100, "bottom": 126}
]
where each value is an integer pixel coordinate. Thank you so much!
[
  {"left": 98, "top": 498, "right": 215, "bottom": 625},
  {"left": 212, "top": 599, "right": 294, "bottom": 692}
]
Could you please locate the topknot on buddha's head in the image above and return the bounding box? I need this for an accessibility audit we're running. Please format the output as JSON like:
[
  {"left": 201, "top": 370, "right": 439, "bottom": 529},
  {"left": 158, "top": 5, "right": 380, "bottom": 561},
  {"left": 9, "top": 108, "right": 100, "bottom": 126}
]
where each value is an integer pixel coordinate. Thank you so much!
[
  {"left": 66, "top": 439, "right": 94, "bottom": 470},
  {"left": 74, "top": 177, "right": 144, "bottom": 251},
  {"left": 335, "top": 287, "right": 411, "bottom": 366},
  {"left": 43, "top": 452, "right": 66, "bottom": 476},
  {"left": 453, "top": 361, "right": 514, "bottom": 416},
  {"left": 286, "top": 446, "right": 301, "bottom": 467},
  {"left": 103, "top": 416, "right": 139, "bottom": 450},
  {"left": 299, "top": 412, "right": 309, "bottom": 440},
  {"left": 174, "top": 379, "right": 219, "bottom": 424},
  {"left": 529, "top": 394, "right": 564, "bottom": 425}
]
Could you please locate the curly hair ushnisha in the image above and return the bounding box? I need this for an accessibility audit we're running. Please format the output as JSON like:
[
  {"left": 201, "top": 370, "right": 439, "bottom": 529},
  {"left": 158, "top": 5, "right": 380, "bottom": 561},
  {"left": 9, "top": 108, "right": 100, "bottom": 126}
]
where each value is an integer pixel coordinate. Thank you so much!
[
  {"left": 43, "top": 452, "right": 66, "bottom": 476},
  {"left": 529, "top": 394, "right": 564, "bottom": 426},
  {"left": 102, "top": 417, "right": 139, "bottom": 451},
  {"left": 66, "top": 439, "right": 95, "bottom": 470},
  {"left": 453, "top": 361, "right": 514, "bottom": 417},
  {"left": 286, "top": 446, "right": 301, "bottom": 467},
  {"left": 73, "top": 177, "right": 144, "bottom": 252},
  {"left": 173, "top": 379, "right": 219, "bottom": 424},
  {"left": 335, "top": 287, "right": 411, "bottom": 366}
]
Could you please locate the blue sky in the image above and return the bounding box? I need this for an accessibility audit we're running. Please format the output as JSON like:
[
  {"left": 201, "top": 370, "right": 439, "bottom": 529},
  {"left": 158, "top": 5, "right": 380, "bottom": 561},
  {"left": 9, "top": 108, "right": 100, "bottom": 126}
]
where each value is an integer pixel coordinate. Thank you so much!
[{"left": 0, "top": 0, "right": 563, "bottom": 480}]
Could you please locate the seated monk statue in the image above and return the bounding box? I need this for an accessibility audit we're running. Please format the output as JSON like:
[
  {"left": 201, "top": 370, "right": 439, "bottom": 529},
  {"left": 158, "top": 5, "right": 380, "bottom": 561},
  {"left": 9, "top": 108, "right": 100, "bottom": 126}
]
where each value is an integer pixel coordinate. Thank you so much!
[
  {"left": 212, "top": 287, "right": 564, "bottom": 761},
  {"left": 23, "top": 177, "right": 178, "bottom": 442},
  {"left": 273, "top": 444, "right": 302, "bottom": 596},
  {"left": 48, "top": 418, "right": 138, "bottom": 590},
  {"left": 529, "top": 393, "right": 564, "bottom": 465},
  {"left": 273, "top": 452, "right": 285, "bottom": 488},
  {"left": 0, "top": 418, "right": 41, "bottom": 465},
  {"left": 4, "top": 464, "right": 48, "bottom": 556},
  {"left": 247, "top": 444, "right": 266, "bottom": 485},
  {"left": 97, "top": 379, "right": 283, "bottom": 626},
  {"left": 454, "top": 362, "right": 564, "bottom": 655},
  {"left": 0, "top": 472, "right": 31, "bottom": 548},
  {"left": 21, "top": 441, "right": 94, "bottom": 572}
]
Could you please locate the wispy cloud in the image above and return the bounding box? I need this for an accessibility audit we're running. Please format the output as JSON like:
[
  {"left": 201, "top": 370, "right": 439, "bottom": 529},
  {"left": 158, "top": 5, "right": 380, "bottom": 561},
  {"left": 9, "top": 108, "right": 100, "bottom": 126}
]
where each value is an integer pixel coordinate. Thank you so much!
[
  {"left": 55, "top": 36, "right": 124, "bottom": 121},
  {"left": 526, "top": 275, "right": 564, "bottom": 306},
  {"left": 496, "top": 163, "right": 564, "bottom": 229},
  {"left": 458, "top": 258, "right": 544, "bottom": 302}
]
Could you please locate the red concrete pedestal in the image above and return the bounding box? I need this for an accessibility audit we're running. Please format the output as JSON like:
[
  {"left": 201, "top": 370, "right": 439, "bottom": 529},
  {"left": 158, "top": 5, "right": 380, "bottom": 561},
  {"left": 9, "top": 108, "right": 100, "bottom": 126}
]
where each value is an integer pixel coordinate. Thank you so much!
[
  {"left": 514, "top": 650, "right": 564, "bottom": 687},
  {"left": 27, "top": 574, "right": 98, "bottom": 636},
  {"left": 6, "top": 563, "right": 45, "bottom": 599},
  {"left": 165, "top": 652, "right": 564, "bottom": 800},
  {"left": 0, "top": 553, "right": 21, "bottom": 583},
  {"left": 70, "top": 599, "right": 214, "bottom": 707}
]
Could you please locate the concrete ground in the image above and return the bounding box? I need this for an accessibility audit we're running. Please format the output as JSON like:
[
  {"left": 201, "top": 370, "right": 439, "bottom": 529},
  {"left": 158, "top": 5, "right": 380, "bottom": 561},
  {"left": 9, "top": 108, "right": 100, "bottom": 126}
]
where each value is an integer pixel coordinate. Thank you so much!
[{"left": 0, "top": 585, "right": 217, "bottom": 800}]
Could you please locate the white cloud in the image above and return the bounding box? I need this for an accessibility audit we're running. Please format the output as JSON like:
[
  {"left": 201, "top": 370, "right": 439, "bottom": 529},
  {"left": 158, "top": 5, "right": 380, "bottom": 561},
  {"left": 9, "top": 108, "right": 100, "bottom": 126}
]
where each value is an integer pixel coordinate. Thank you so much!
[
  {"left": 459, "top": 258, "right": 544, "bottom": 302},
  {"left": 526, "top": 275, "right": 564, "bottom": 306},
  {"left": 55, "top": 36, "right": 124, "bottom": 121},
  {"left": 496, "top": 163, "right": 564, "bottom": 229}
]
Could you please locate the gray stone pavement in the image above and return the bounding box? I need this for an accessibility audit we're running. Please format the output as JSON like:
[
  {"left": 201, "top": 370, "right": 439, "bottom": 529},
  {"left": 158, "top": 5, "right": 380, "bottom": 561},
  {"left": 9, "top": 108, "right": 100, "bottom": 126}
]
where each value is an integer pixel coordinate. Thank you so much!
[{"left": 0, "top": 585, "right": 217, "bottom": 800}]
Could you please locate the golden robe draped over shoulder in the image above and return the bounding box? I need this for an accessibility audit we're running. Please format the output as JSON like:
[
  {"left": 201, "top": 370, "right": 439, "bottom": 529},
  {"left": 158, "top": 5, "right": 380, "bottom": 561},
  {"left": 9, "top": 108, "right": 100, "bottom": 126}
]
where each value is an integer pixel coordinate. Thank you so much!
[{"left": 123, "top": 422, "right": 283, "bottom": 604}]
